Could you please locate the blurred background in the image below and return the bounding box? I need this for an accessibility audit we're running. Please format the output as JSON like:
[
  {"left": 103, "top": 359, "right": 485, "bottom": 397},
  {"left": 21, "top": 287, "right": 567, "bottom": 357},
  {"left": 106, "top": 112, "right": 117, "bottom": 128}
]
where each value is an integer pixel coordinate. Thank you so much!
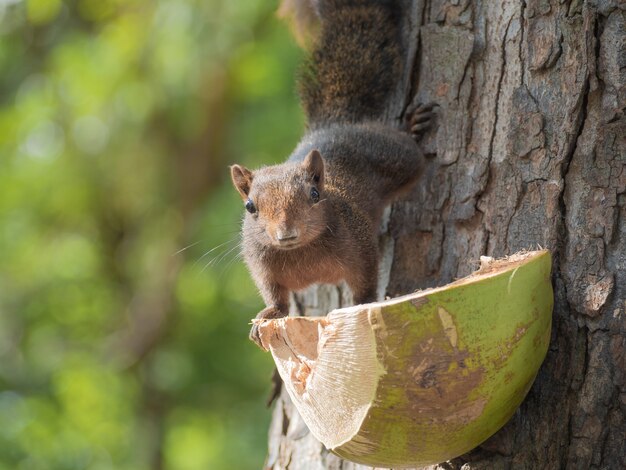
[{"left": 0, "top": 0, "right": 303, "bottom": 468}]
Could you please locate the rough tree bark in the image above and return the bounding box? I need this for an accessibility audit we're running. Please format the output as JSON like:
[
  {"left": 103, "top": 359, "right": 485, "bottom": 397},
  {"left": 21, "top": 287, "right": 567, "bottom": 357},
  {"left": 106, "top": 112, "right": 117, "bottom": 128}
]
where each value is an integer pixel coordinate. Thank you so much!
[{"left": 265, "top": 1, "right": 625, "bottom": 469}]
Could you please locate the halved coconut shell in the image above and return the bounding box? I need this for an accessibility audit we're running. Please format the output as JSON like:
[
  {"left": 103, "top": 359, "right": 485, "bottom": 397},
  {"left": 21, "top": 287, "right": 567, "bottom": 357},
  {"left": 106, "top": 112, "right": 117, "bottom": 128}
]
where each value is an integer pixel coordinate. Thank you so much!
[{"left": 258, "top": 250, "right": 553, "bottom": 467}]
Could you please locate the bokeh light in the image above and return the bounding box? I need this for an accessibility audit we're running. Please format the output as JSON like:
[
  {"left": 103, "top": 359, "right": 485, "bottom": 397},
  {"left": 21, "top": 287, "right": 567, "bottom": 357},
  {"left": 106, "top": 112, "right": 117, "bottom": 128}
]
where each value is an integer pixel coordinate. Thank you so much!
[{"left": 0, "top": 0, "right": 304, "bottom": 468}]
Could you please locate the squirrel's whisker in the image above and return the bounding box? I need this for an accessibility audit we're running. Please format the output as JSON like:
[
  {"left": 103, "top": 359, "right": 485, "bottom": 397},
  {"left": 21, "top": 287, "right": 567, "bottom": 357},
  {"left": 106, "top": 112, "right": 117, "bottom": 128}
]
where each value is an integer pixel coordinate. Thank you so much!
[
  {"left": 193, "top": 238, "right": 239, "bottom": 269},
  {"left": 172, "top": 240, "right": 202, "bottom": 256},
  {"left": 202, "top": 242, "right": 242, "bottom": 273}
]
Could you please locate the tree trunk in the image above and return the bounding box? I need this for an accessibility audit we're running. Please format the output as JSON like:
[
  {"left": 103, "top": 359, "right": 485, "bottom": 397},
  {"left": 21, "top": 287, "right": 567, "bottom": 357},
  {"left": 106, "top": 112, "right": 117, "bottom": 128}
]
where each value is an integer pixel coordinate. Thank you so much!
[{"left": 265, "top": 1, "right": 625, "bottom": 469}]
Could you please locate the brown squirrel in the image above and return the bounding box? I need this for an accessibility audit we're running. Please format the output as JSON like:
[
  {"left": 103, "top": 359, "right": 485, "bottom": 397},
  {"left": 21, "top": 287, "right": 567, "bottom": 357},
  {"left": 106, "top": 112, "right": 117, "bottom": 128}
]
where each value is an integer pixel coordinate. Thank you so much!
[{"left": 230, "top": 0, "right": 435, "bottom": 349}]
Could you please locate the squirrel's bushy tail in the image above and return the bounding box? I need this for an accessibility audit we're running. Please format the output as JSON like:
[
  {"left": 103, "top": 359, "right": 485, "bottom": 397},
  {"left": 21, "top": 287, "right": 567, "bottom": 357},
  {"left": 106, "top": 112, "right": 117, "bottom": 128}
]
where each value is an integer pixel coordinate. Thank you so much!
[{"left": 298, "top": 0, "right": 402, "bottom": 127}]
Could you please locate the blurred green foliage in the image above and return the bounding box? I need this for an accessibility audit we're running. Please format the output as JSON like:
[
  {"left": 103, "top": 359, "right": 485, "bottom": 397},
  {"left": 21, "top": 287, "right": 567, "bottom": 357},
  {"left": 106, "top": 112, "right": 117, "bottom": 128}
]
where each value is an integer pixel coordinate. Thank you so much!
[{"left": 0, "top": 0, "right": 304, "bottom": 468}]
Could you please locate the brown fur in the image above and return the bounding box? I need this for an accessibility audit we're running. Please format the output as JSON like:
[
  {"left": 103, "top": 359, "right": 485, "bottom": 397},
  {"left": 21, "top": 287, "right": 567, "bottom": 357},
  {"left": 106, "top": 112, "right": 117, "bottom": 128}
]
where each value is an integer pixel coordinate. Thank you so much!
[
  {"left": 230, "top": 0, "right": 436, "bottom": 348},
  {"left": 298, "top": 0, "right": 402, "bottom": 126},
  {"left": 277, "top": 0, "right": 320, "bottom": 47}
]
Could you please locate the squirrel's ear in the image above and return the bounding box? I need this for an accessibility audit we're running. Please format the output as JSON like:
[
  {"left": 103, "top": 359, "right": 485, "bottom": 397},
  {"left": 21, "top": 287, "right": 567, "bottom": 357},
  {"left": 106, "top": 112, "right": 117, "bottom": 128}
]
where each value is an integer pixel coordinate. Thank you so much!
[
  {"left": 230, "top": 164, "right": 253, "bottom": 200},
  {"left": 303, "top": 149, "right": 324, "bottom": 187}
]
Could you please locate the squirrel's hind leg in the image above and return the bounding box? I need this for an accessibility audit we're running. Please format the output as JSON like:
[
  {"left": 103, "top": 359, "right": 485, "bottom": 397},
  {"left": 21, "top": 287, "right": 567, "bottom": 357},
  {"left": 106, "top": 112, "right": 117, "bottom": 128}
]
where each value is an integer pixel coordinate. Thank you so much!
[{"left": 405, "top": 100, "right": 438, "bottom": 141}]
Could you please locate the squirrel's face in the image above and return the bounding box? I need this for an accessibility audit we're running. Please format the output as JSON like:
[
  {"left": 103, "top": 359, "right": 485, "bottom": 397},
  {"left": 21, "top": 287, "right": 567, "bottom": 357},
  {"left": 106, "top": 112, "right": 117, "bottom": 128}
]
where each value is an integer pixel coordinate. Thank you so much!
[{"left": 231, "top": 150, "right": 328, "bottom": 250}]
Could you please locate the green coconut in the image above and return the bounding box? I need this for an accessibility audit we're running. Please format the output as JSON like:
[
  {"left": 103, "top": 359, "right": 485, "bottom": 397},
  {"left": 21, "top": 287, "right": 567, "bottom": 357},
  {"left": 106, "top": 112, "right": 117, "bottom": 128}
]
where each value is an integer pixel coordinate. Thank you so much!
[{"left": 258, "top": 250, "right": 553, "bottom": 467}]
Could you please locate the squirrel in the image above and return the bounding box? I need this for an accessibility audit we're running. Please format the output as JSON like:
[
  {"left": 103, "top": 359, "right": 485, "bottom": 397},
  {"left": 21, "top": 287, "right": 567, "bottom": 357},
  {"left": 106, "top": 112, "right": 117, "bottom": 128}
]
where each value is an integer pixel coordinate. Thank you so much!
[{"left": 230, "top": 0, "right": 436, "bottom": 349}]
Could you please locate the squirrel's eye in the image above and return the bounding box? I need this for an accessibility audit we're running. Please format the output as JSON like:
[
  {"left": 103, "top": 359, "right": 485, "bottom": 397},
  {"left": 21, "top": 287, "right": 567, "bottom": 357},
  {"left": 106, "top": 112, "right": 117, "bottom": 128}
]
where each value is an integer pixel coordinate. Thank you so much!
[
  {"left": 245, "top": 199, "right": 256, "bottom": 214},
  {"left": 310, "top": 187, "right": 320, "bottom": 203}
]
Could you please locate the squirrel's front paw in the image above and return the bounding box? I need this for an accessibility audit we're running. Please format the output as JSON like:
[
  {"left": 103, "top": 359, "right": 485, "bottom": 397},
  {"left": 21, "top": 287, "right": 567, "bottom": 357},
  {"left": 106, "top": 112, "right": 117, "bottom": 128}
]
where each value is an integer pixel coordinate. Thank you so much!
[
  {"left": 406, "top": 101, "right": 438, "bottom": 141},
  {"left": 249, "top": 306, "right": 286, "bottom": 350}
]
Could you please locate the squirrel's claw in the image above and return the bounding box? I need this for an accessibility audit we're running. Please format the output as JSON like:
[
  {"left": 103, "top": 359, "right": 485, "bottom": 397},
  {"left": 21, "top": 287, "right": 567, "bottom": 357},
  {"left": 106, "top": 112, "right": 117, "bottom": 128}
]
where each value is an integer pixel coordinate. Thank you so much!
[
  {"left": 406, "top": 99, "right": 438, "bottom": 116},
  {"left": 249, "top": 306, "right": 287, "bottom": 350},
  {"left": 249, "top": 323, "right": 267, "bottom": 350},
  {"left": 411, "top": 123, "right": 431, "bottom": 134},
  {"left": 410, "top": 111, "right": 436, "bottom": 126},
  {"left": 405, "top": 100, "right": 438, "bottom": 141}
]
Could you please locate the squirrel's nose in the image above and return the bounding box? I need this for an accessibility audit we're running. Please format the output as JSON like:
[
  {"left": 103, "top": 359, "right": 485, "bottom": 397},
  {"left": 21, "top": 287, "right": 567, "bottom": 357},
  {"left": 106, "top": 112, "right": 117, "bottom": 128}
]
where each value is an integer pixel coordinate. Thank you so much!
[{"left": 276, "top": 227, "right": 299, "bottom": 242}]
